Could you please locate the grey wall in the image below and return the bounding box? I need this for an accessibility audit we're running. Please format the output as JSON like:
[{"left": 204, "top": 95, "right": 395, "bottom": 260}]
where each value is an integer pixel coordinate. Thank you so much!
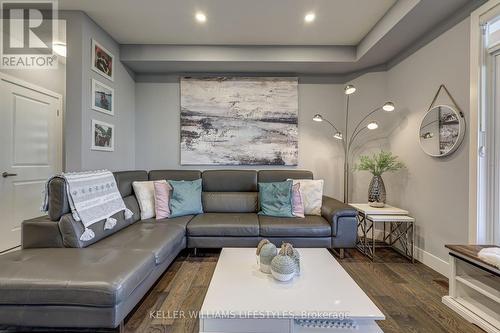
[
  {"left": 134, "top": 79, "right": 345, "bottom": 198},
  {"left": 346, "top": 19, "right": 470, "bottom": 272},
  {"left": 62, "top": 11, "right": 135, "bottom": 172},
  {"left": 384, "top": 18, "right": 470, "bottom": 266}
]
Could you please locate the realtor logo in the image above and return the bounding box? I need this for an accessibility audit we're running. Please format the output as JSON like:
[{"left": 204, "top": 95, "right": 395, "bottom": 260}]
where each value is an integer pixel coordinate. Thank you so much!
[{"left": 1, "top": 0, "right": 58, "bottom": 69}]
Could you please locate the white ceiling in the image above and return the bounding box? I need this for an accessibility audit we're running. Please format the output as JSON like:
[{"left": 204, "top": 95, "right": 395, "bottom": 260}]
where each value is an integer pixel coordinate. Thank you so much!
[{"left": 58, "top": 0, "right": 396, "bottom": 45}]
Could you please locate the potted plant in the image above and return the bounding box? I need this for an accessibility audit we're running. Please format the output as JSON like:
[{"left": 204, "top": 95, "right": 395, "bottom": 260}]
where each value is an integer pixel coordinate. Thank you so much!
[{"left": 354, "top": 151, "right": 405, "bottom": 207}]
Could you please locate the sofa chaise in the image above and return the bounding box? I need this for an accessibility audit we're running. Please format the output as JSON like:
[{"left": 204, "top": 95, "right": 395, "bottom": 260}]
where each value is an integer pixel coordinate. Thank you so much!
[{"left": 0, "top": 169, "right": 357, "bottom": 331}]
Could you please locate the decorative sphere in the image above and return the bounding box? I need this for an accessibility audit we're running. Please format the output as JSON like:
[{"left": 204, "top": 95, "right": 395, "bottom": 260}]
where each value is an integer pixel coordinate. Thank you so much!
[
  {"left": 279, "top": 243, "right": 300, "bottom": 275},
  {"left": 291, "top": 248, "right": 300, "bottom": 275},
  {"left": 259, "top": 243, "right": 277, "bottom": 273},
  {"left": 271, "top": 255, "right": 296, "bottom": 282}
]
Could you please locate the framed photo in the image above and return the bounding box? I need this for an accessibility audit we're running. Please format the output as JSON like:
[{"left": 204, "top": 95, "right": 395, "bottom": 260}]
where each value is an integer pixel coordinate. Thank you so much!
[
  {"left": 91, "top": 39, "right": 114, "bottom": 81},
  {"left": 91, "top": 119, "right": 114, "bottom": 151},
  {"left": 180, "top": 77, "right": 298, "bottom": 165},
  {"left": 92, "top": 79, "right": 114, "bottom": 115}
]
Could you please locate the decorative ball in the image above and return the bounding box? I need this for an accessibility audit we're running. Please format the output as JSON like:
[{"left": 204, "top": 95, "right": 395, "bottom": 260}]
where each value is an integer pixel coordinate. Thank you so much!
[
  {"left": 280, "top": 243, "right": 301, "bottom": 275},
  {"left": 271, "top": 254, "right": 296, "bottom": 282},
  {"left": 271, "top": 243, "right": 296, "bottom": 282},
  {"left": 256, "top": 239, "right": 277, "bottom": 273}
]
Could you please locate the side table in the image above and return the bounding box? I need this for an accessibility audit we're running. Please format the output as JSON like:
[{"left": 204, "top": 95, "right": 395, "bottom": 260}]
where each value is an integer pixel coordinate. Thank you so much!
[{"left": 350, "top": 203, "right": 415, "bottom": 262}]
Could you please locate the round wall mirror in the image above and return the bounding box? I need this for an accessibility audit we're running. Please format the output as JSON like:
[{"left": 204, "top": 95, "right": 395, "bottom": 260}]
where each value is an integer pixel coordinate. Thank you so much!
[{"left": 419, "top": 105, "right": 465, "bottom": 157}]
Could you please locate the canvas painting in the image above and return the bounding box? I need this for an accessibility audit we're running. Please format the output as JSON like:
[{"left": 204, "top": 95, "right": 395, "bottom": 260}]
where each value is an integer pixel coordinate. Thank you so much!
[
  {"left": 91, "top": 119, "right": 114, "bottom": 151},
  {"left": 92, "top": 79, "right": 114, "bottom": 115},
  {"left": 91, "top": 39, "right": 114, "bottom": 81},
  {"left": 180, "top": 77, "right": 298, "bottom": 165}
]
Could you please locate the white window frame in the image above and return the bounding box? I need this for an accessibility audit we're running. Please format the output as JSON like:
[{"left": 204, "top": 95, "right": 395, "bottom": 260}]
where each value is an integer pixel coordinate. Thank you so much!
[{"left": 470, "top": 0, "right": 500, "bottom": 245}]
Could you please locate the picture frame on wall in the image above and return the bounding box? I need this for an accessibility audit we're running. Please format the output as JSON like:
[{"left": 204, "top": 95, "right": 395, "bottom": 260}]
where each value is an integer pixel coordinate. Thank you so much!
[
  {"left": 91, "top": 79, "right": 114, "bottom": 115},
  {"left": 91, "top": 39, "right": 114, "bottom": 81},
  {"left": 91, "top": 119, "right": 114, "bottom": 151},
  {"left": 180, "top": 77, "right": 298, "bottom": 165}
]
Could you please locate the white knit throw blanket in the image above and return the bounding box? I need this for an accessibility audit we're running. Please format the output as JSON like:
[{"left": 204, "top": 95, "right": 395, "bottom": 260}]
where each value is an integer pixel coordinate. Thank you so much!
[
  {"left": 42, "top": 170, "right": 133, "bottom": 241},
  {"left": 478, "top": 247, "right": 500, "bottom": 268}
]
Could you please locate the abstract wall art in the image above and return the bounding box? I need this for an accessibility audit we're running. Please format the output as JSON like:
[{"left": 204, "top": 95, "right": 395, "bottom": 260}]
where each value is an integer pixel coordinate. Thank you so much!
[{"left": 180, "top": 77, "right": 298, "bottom": 165}]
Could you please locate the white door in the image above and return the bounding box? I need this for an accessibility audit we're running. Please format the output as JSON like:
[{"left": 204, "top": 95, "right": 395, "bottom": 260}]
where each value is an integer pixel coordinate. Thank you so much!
[{"left": 0, "top": 73, "right": 62, "bottom": 252}]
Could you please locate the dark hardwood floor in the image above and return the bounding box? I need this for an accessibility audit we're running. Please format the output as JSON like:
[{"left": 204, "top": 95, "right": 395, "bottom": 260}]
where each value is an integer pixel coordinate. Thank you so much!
[{"left": 123, "top": 248, "right": 485, "bottom": 333}]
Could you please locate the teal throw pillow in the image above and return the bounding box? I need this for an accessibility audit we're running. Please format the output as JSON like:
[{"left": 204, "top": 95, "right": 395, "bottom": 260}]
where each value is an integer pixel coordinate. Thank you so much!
[
  {"left": 168, "top": 179, "right": 203, "bottom": 218},
  {"left": 258, "top": 181, "right": 294, "bottom": 217}
]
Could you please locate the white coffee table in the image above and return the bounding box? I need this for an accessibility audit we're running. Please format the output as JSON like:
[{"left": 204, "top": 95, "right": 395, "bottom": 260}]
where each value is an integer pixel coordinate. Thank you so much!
[{"left": 199, "top": 248, "right": 385, "bottom": 333}]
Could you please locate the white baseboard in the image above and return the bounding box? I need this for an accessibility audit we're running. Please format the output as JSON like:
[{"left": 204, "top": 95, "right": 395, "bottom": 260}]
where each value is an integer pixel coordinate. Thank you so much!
[
  {"left": 370, "top": 230, "right": 450, "bottom": 277},
  {"left": 414, "top": 246, "right": 449, "bottom": 277}
]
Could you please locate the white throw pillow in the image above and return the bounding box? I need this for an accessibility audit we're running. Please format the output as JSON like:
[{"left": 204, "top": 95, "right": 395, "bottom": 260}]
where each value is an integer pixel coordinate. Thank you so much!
[
  {"left": 133, "top": 180, "right": 167, "bottom": 219},
  {"left": 289, "top": 179, "right": 324, "bottom": 215}
]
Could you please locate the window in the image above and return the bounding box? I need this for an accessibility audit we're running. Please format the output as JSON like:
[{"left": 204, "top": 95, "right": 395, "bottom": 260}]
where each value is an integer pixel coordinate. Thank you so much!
[{"left": 478, "top": 16, "right": 500, "bottom": 245}]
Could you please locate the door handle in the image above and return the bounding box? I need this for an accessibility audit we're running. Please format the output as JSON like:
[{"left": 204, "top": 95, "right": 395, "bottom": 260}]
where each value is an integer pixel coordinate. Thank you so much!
[{"left": 2, "top": 172, "right": 17, "bottom": 178}]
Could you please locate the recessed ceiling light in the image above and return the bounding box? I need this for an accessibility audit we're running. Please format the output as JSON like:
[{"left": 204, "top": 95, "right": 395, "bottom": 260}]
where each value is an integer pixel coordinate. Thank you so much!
[
  {"left": 195, "top": 12, "right": 206, "bottom": 23},
  {"left": 304, "top": 12, "right": 315, "bottom": 23}
]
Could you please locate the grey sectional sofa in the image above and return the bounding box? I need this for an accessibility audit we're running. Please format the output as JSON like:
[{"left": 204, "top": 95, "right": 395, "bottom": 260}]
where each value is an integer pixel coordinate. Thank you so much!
[{"left": 0, "top": 169, "right": 357, "bottom": 331}]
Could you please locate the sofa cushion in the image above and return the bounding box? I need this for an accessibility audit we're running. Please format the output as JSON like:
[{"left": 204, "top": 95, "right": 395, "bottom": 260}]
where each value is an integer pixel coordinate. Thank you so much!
[
  {"left": 291, "top": 183, "right": 305, "bottom": 218},
  {"left": 142, "top": 214, "right": 194, "bottom": 230},
  {"left": 0, "top": 248, "right": 155, "bottom": 307},
  {"left": 58, "top": 195, "right": 141, "bottom": 248},
  {"left": 290, "top": 179, "right": 324, "bottom": 215},
  {"left": 202, "top": 192, "right": 258, "bottom": 213},
  {"left": 258, "top": 170, "right": 313, "bottom": 183},
  {"left": 91, "top": 220, "right": 187, "bottom": 265},
  {"left": 202, "top": 170, "right": 257, "bottom": 192},
  {"left": 259, "top": 215, "right": 331, "bottom": 237},
  {"left": 149, "top": 170, "right": 201, "bottom": 181},
  {"left": 114, "top": 170, "right": 148, "bottom": 197},
  {"left": 187, "top": 213, "right": 259, "bottom": 237},
  {"left": 132, "top": 180, "right": 158, "bottom": 219},
  {"left": 154, "top": 180, "right": 172, "bottom": 219},
  {"left": 258, "top": 181, "right": 294, "bottom": 217},
  {"left": 169, "top": 179, "right": 203, "bottom": 218},
  {"left": 22, "top": 216, "right": 64, "bottom": 249}
]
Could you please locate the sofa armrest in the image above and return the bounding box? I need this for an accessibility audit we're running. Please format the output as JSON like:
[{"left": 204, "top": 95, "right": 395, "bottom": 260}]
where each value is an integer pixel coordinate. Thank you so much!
[
  {"left": 321, "top": 196, "right": 358, "bottom": 242},
  {"left": 321, "top": 196, "right": 357, "bottom": 223},
  {"left": 22, "top": 216, "right": 64, "bottom": 249}
]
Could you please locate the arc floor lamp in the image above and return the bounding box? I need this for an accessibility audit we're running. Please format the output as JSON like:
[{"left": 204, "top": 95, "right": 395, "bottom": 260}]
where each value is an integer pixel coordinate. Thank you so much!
[{"left": 313, "top": 84, "right": 396, "bottom": 203}]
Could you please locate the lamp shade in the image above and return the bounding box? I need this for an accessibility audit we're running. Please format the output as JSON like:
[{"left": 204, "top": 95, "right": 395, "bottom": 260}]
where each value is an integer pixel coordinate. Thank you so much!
[
  {"left": 382, "top": 102, "right": 395, "bottom": 112},
  {"left": 344, "top": 85, "right": 356, "bottom": 95},
  {"left": 367, "top": 122, "right": 379, "bottom": 130},
  {"left": 333, "top": 132, "right": 343, "bottom": 140},
  {"left": 313, "top": 114, "right": 323, "bottom": 122}
]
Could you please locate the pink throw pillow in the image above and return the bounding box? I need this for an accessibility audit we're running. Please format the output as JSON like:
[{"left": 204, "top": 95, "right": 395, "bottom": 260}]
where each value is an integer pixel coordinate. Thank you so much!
[
  {"left": 154, "top": 181, "right": 172, "bottom": 219},
  {"left": 291, "top": 183, "right": 305, "bottom": 218}
]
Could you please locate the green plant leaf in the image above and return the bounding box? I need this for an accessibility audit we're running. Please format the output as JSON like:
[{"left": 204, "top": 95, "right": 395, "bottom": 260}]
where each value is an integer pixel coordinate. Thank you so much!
[{"left": 354, "top": 150, "right": 406, "bottom": 176}]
